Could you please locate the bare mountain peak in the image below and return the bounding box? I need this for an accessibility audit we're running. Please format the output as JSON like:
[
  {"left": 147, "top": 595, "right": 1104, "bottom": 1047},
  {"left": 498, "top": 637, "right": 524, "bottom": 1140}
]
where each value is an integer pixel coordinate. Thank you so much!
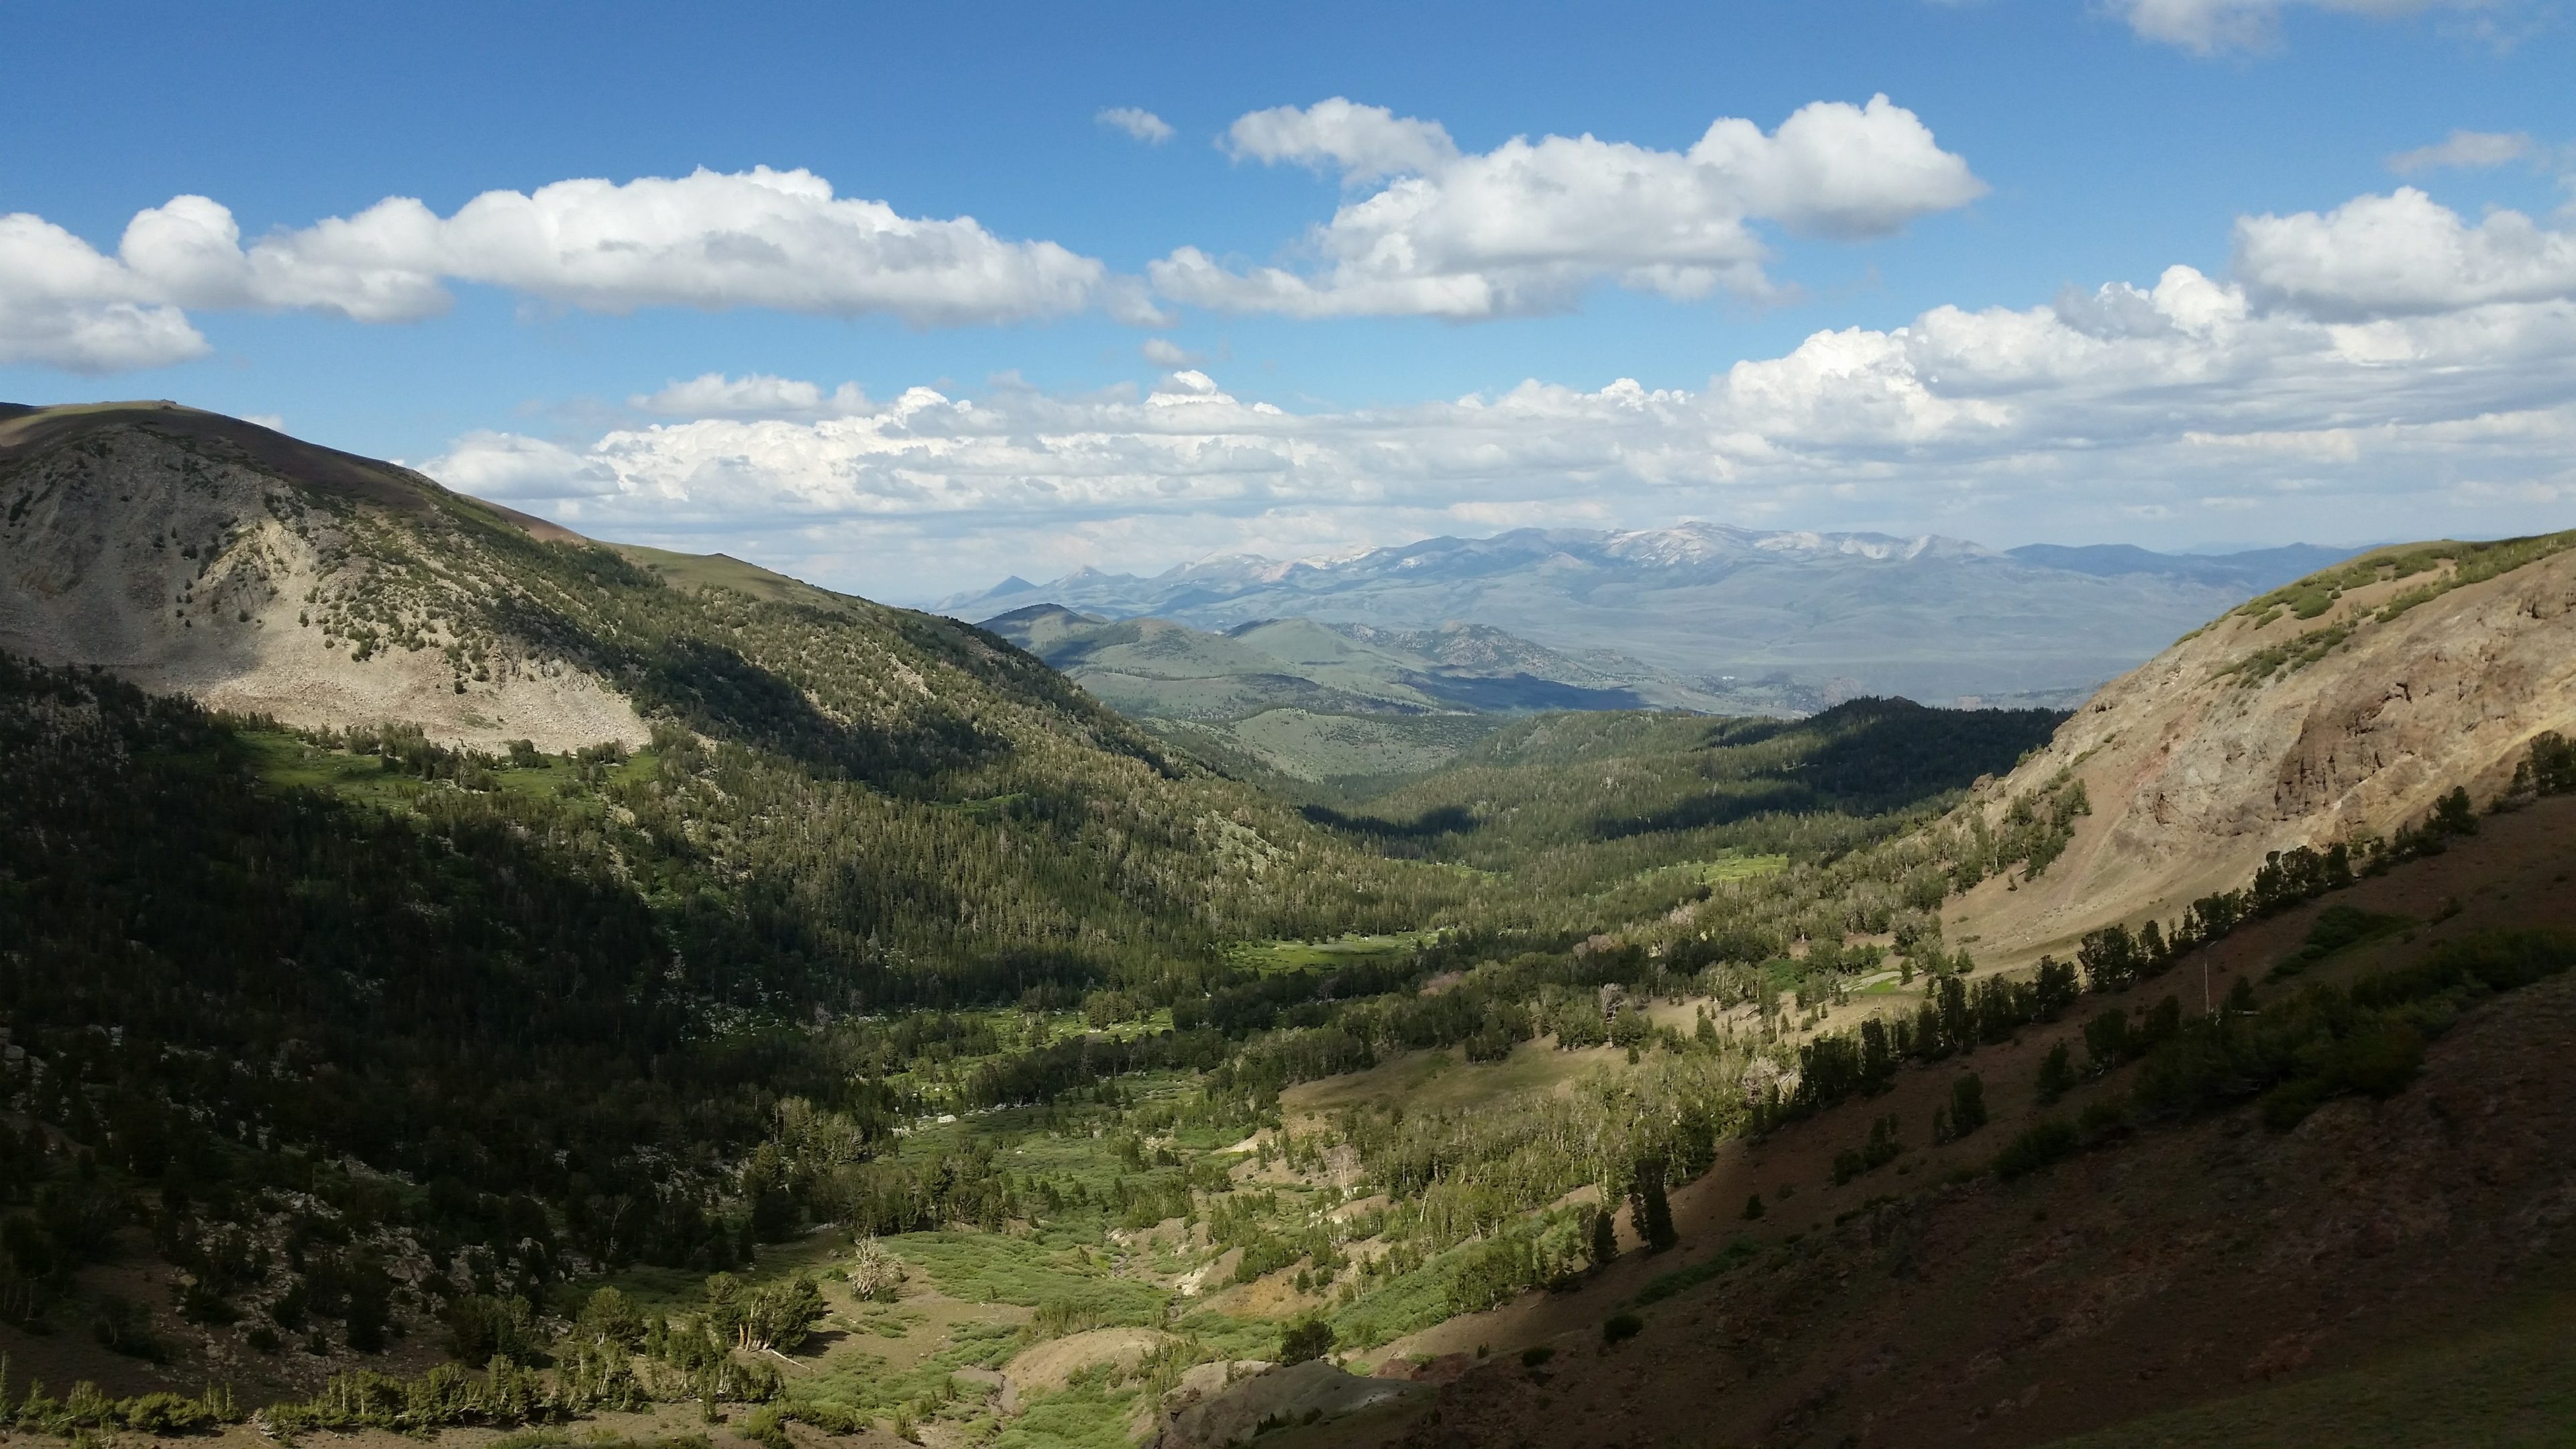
[
  {"left": 1, "top": 402, "right": 643, "bottom": 749},
  {"left": 2, "top": 401, "right": 1098, "bottom": 766}
]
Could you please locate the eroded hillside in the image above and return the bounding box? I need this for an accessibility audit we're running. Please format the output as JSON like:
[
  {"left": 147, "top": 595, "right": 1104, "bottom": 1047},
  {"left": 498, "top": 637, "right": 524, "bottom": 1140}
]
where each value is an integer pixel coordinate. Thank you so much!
[
  {"left": 0, "top": 402, "right": 643, "bottom": 749},
  {"left": 1946, "top": 533, "right": 2576, "bottom": 965}
]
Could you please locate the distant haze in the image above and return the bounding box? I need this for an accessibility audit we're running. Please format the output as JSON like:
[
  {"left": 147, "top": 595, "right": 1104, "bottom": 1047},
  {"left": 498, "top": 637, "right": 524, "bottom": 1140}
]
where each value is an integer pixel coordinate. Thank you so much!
[{"left": 945, "top": 523, "right": 2358, "bottom": 706}]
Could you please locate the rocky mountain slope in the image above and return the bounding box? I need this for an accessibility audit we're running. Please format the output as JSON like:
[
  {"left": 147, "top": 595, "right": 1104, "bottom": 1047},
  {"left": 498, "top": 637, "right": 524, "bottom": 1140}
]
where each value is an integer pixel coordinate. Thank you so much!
[
  {"left": 1948, "top": 531, "right": 2576, "bottom": 966},
  {"left": 943, "top": 525, "right": 2358, "bottom": 707},
  {"left": 1, "top": 401, "right": 646, "bottom": 750},
  {"left": 0, "top": 397, "right": 1472, "bottom": 977}
]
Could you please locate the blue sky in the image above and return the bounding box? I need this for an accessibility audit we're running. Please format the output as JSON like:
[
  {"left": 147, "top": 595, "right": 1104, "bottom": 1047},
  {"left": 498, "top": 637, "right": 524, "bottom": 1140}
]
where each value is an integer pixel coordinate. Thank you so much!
[{"left": 4, "top": 0, "right": 2573, "bottom": 602}]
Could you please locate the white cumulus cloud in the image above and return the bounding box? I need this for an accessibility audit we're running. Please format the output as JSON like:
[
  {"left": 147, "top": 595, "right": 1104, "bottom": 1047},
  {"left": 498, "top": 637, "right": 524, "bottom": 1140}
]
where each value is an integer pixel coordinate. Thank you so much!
[
  {"left": 420, "top": 431, "right": 623, "bottom": 500},
  {"left": 182, "top": 167, "right": 1106, "bottom": 324},
  {"left": 632, "top": 372, "right": 875, "bottom": 420},
  {"left": 2235, "top": 187, "right": 2576, "bottom": 317},
  {"left": 0, "top": 212, "right": 209, "bottom": 371},
  {"left": 1222, "top": 97, "right": 1460, "bottom": 183},
  {"left": 1155, "top": 95, "right": 1984, "bottom": 319},
  {"left": 0, "top": 167, "right": 1126, "bottom": 370},
  {"left": 1096, "top": 107, "right": 1175, "bottom": 144}
]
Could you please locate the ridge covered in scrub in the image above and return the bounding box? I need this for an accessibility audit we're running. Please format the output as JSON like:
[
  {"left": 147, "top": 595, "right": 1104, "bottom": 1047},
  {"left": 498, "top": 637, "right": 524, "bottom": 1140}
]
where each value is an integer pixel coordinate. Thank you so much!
[{"left": 1950, "top": 523, "right": 2576, "bottom": 967}]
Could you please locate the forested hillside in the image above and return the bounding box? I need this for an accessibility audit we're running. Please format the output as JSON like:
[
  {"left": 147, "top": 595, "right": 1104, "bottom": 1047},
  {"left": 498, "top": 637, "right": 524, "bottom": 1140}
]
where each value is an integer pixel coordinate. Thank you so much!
[
  {"left": 0, "top": 651, "right": 2076, "bottom": 1438},
  {"left": 1298, "top": 699, "right": 2063, "bottom": 926}
]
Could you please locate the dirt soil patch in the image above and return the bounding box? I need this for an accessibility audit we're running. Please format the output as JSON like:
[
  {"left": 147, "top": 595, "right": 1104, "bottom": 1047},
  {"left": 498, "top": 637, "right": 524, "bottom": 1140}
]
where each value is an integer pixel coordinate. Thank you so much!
[{"left": 1002, "top": 1325, "right": 1174, "bottom": 1394}]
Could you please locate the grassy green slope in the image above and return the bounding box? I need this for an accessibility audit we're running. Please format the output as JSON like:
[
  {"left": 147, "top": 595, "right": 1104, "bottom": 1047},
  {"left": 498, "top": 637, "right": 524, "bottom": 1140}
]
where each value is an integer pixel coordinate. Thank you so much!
[{"left": 1298, "top": 699, "right": 2064, "bottom": 923}]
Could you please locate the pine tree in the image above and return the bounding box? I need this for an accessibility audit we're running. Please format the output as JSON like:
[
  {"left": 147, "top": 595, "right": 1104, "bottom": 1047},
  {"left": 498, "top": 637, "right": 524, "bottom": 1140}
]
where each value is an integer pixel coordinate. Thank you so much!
[
  {"left": 2432, "top": 786, "right": 2479, "bottom": 837},
  {"left": 1629, "top": 1160, "right": 1677, "bottom": 1253},
  {"left": 2035, "top": 1042, "right": 2074, "bottom": 1104},
  {"left": 1947, "top": 1072, "right": 1988, "bottom": 1137}
]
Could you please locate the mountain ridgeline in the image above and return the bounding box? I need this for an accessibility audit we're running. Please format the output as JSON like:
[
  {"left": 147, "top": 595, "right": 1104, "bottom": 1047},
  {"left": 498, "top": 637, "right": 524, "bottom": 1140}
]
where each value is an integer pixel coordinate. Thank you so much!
[{"left": 945, "top": 525, "right": 2361, "bottom": 707}]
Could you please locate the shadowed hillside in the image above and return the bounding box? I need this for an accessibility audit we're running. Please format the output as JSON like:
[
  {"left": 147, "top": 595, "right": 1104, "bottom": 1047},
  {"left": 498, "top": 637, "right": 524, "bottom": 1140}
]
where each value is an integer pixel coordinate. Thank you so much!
[{"left": 1316, "top": 799, "right": 2576, "bottom": 1449}]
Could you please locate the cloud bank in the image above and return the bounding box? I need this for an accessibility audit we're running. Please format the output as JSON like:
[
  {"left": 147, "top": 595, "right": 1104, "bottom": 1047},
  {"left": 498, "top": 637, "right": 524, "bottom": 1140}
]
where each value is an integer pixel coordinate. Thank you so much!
[
  {"left": 0, "top": 167, "right": 1126, "bottom": 371},
  {"left": 437, "top": 188, "right": 2576, "bottom": 600},
  {"left": 2235, "top": 188, "right": 2576, "bottom": 317}
]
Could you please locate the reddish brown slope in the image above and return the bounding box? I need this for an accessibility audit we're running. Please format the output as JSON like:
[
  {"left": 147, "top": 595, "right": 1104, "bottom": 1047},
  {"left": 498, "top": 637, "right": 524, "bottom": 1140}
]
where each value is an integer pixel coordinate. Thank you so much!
[{"left": 1354, "top": 798, "right": 2576, "bottom": 1449}]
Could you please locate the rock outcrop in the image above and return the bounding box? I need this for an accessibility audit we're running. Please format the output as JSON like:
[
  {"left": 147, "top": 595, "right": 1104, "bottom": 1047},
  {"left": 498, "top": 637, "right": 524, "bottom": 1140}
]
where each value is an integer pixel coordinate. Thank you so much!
[{"left": 1152, "top": 1357, "right": 1427, "bottom": 1448}]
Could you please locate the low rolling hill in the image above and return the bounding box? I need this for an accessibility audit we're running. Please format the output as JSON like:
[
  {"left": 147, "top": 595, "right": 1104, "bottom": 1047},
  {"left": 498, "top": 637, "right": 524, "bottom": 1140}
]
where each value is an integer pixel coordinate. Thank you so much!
[{"left": 979, "top": 604, "right": 1790, "bottom": 785}]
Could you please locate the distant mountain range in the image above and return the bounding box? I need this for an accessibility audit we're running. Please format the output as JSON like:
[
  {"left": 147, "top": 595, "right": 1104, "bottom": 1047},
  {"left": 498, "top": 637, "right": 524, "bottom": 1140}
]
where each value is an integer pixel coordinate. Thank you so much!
[
  {"left": 942, "top": 524, "right": 2361, "bottom": 707},
  {"left": 976, "top": 605, "right": 1818, "bottom": 783},
  {"left": 979, "top": 606, "right": 1751, "bottom": 718}
]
